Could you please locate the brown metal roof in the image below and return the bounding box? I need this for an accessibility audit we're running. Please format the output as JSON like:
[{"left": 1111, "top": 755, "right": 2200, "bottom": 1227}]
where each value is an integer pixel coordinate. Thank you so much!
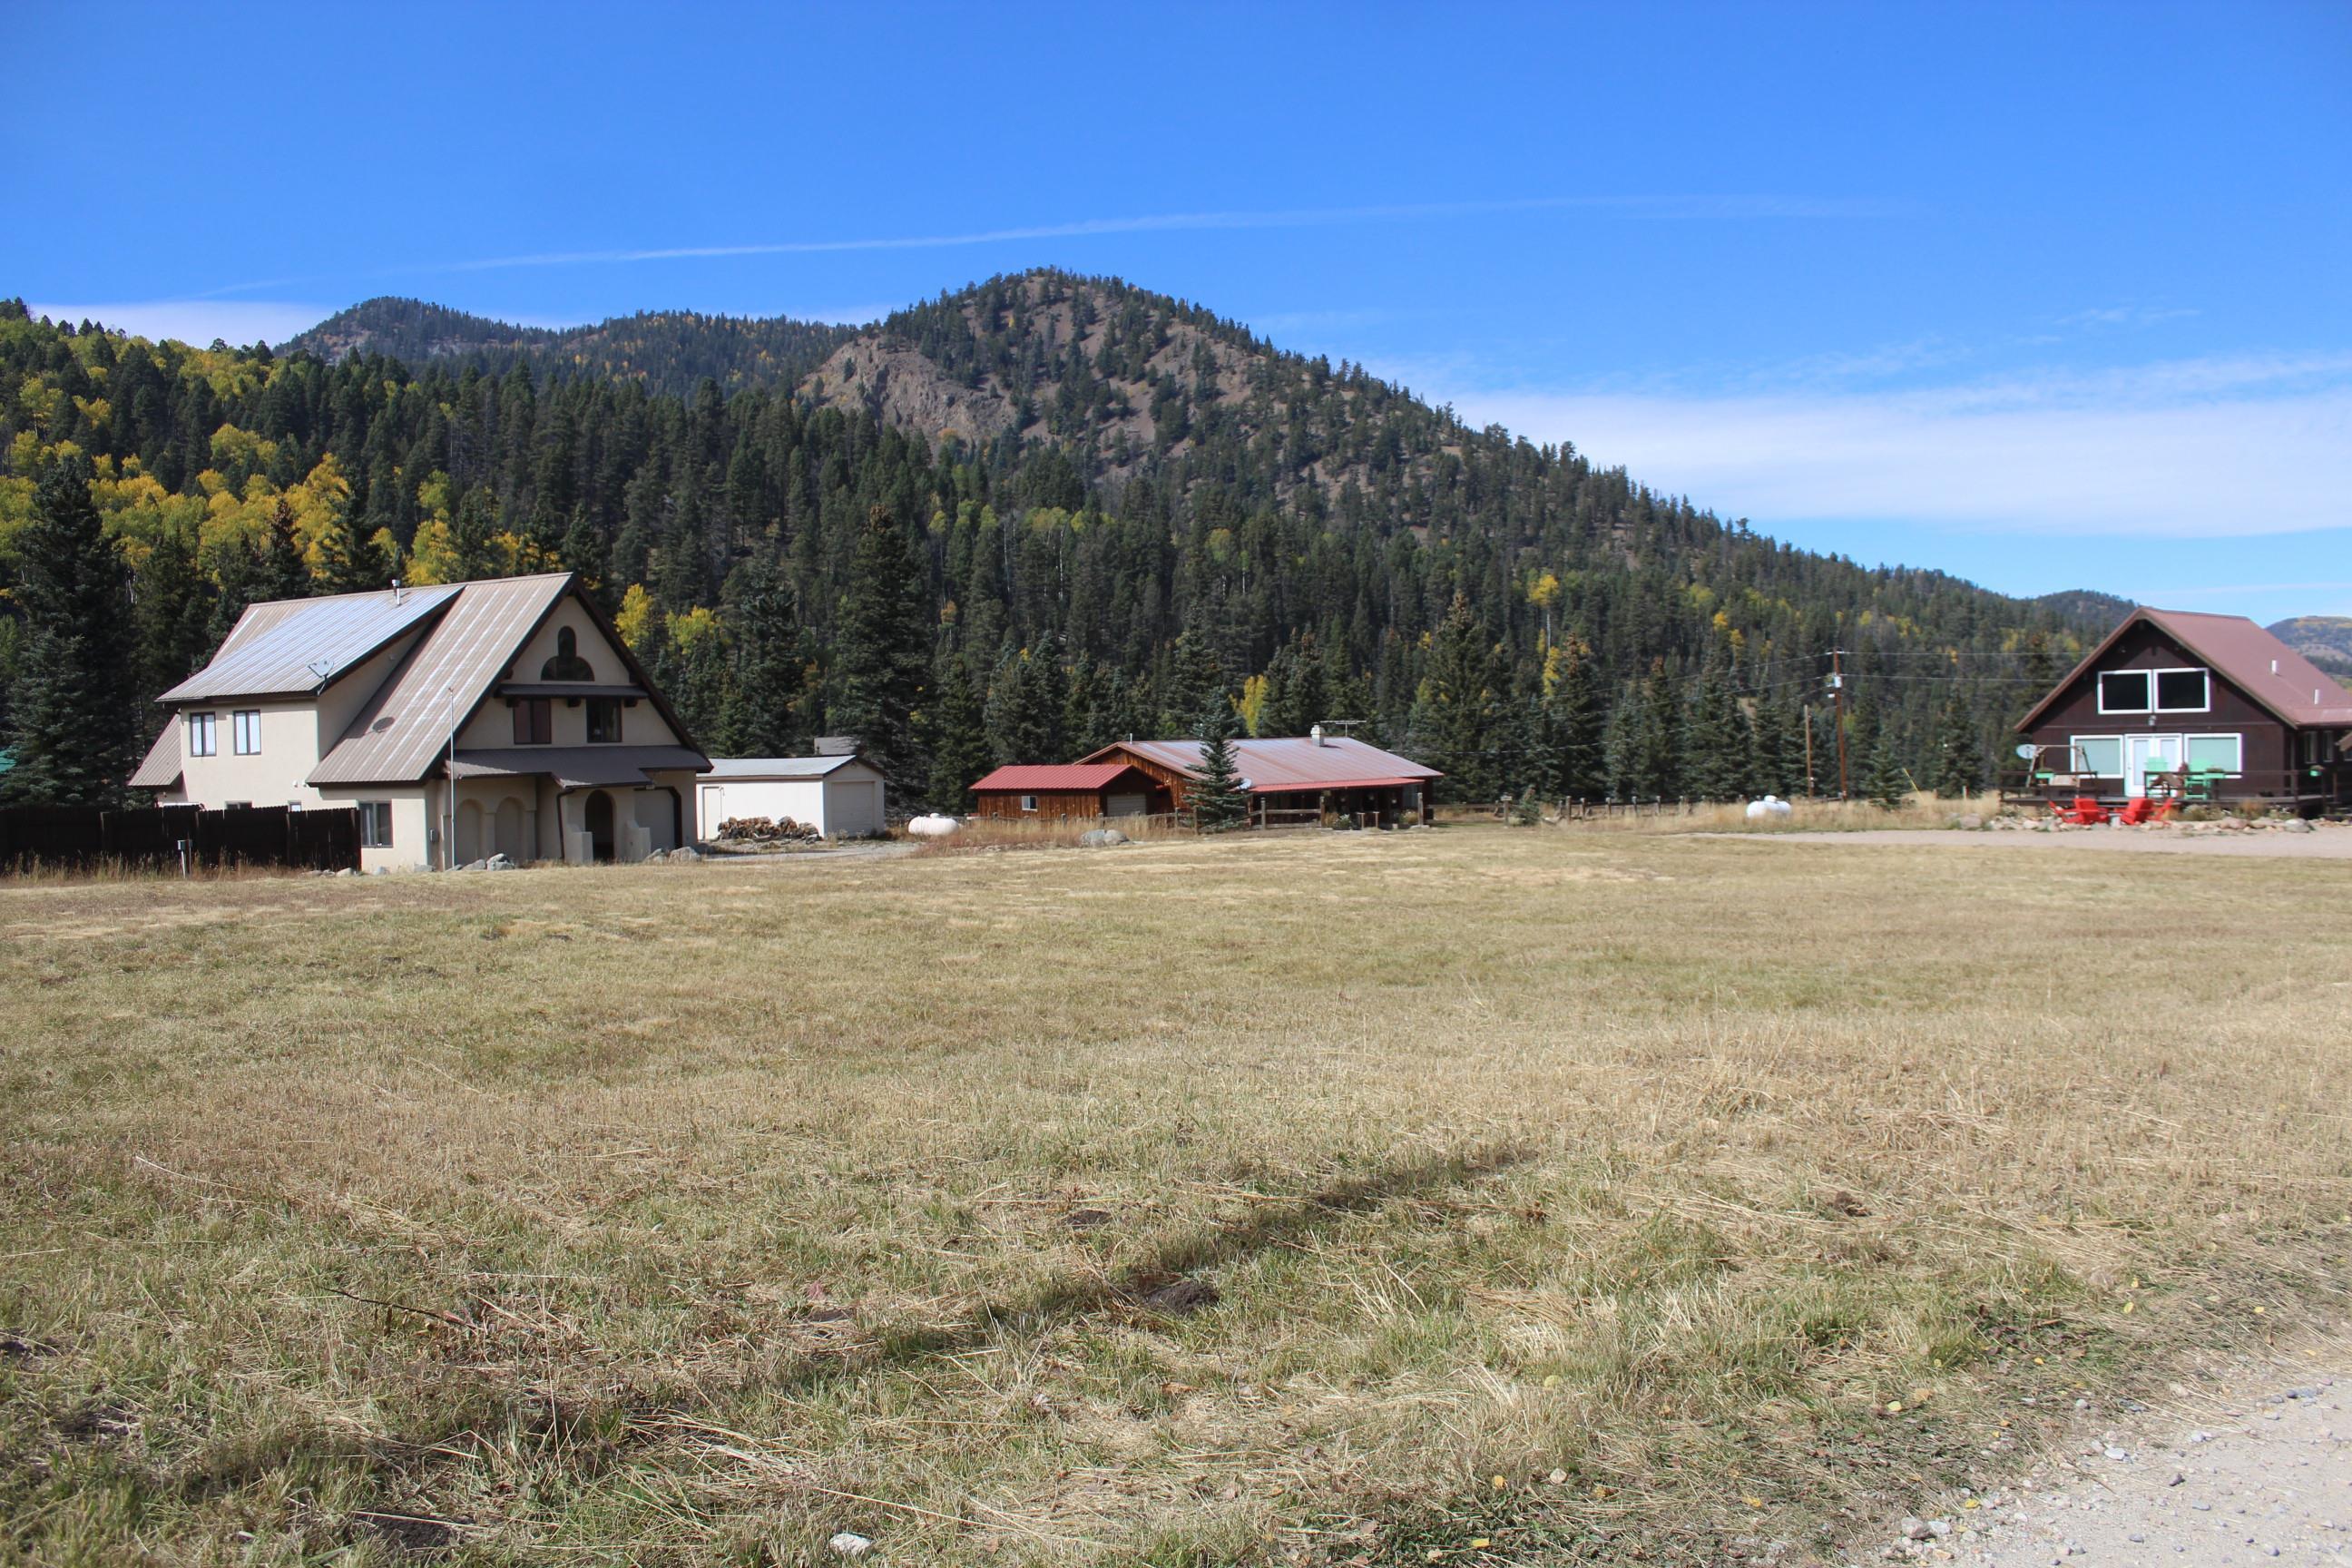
[
  {"left": 2018, "top": 608, "right": 2352, "bottom": 731},
  {"left": 450, "top": 745, "right": 709, "bottom": 789},
  {"left": 129, "top": 722, "right": 181, "bottom": 789},
  {"left": 305, "top": 574, "right": 580, "bottom": 786},
  {"left": 1082, "top": 736, "right": 1443, "bottom": 793},
  {"left": 159, "top": 584, "right": 460, "bottom": 702}
]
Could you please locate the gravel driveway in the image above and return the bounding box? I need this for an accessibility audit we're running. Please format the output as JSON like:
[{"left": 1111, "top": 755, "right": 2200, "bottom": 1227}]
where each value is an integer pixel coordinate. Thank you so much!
[
  {"left": 1868, "top": 1360, "right": 2352, "bottom": 1566},
  {"left": 1705, "top": 827, "right": 2352, "bottom": 859}
]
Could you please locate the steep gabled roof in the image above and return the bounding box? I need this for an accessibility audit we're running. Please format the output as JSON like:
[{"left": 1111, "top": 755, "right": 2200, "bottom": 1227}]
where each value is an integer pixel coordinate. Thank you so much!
[
  {"left": 129, "top": 722, "right": 181, "bottom": 789},
  {"left": 2017, "top": 608, "right": 2352, "bottom": 731},
  {"left": 159, "top": 584, "right": 462, "bottom": 703},
  {"left": 1081, "top": 736, "right": 1444, "bottom": 793},
  {"left": 305, "top": 573, "right": 707, "bottom": 786}
]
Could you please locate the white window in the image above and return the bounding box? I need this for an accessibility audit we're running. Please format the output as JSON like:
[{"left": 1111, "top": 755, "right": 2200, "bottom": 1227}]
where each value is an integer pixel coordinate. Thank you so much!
[
  {"left": 231, "top": 710, "right": 262, "bottom": 755},
  {"left": 2098, "top": 667, "right": 2210, "bottom": 714},
  {"left": 187, "top": 710, "right": 217, "bottom": 757},
  {"left": 1020, "top": 795, "right": 1038, "bottom": 812},
  {"left": 2184, "top": 734, "right": 2242, "bottom": 775},
  {"left": 2070, "top": 736, "right": 2123, "bottom": 777},
  {"left": 358, "top": 800, "right": 395, "bottom": 848}
]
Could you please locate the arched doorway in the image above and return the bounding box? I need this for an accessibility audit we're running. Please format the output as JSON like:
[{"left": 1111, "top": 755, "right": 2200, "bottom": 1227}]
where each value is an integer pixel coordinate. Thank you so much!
[
  {"left": 494, "top": 798, "right": 524, "bottom": 862},
  {"left": 583, "top": 790, "right": 615, "bottom": 862},
  {"left": 455, "top": 799, "right": 483, "bottom": 865}
]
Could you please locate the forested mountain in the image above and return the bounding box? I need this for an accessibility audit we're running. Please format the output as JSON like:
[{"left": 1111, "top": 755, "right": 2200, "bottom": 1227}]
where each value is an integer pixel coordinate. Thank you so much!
[
  {"left": 2269, "top": 616, "right": 2352, "bottom": 679},
  {"left": 3, "top": 273, "right": 2116, "bottom": 812},
  {"left": 288, "top": 298, "right": 857, "bottom": 398}
]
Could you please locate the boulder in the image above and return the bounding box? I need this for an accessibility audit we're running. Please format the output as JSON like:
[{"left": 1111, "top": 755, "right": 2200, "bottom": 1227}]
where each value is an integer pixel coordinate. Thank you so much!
[
  {"left": 828, "top": 1534, "right": 875, "bottom": 1558},
  {"left": 642, "top": 849, "right": 667, "bottom": 864},
  {"left": 669, "top": 846, "right": 701, "bottom": 862},
  {"left": 485, "top": 853, "right": 517, "bottom": 871},
  {"left": 459, "top": 858, "right": 489, "bottom": 872},
  {"left": 1079, "top": 828, "right": 1130, "bottom": 847}
]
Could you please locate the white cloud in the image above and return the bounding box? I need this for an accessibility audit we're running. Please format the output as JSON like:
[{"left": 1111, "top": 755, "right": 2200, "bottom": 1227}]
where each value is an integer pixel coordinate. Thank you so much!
[
  {"left": 1428, "top": 354, "right": 2352, "bottom": 540},
  {"left": 26, "top": 299, "right": 331, "bottom": 348}
]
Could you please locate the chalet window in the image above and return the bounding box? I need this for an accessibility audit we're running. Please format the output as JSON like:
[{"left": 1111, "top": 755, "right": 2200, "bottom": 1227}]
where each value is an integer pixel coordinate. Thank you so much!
[
  {"left": 2097, "top": 671, "right": 2151, "bottom": 713},
  {"left": 585, "top": 697, "right": 622, "bottom": 744},
  {"left": 231, "top": 710, "right": 261, "bottom": 755},
  {"left": 2184, "top": 734, "right": 2242, "bottom": 775},
  {"left": 513, "top": 698, "right": 552, "bottom": 745},
  {"left": 187, "top": 711, "right": 217, "bottom": 757},
  {"left": 2070, "top": 736, "right": 2123, "bottom": 777},
  {"left": 358, "top": 800, "right": 395, "bottom": 848},
  {"left": 1020, "top": 794, "right": 1038, "bottom": 812},
  {"left": 2155, "top": 670, "right": 2210, "bottom": 711},
  {"left": 541, "top": 626, "right": 596, "bottom": 681}
]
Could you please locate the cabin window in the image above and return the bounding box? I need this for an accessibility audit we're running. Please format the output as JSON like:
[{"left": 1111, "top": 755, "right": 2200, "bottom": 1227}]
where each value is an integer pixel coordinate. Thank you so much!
[
  {"left": 513, "top": 698, "right": 552, "bottom": 745},
  {"left": 187, "top": 711, "right": 217, "bottom": 757},
  {"left": 2155, "top": 669, "right": 2209, "bottom": 711},
  {"left": 585, "top": 697, "right": 622, "bottom": 744},
  {"left": 2097, "top": 671, "right": 2151, "bottom": 712},
  {"left": 231, "top": 710, "right": 262, "bottom": 755},
  {"left": 2070, "top": 736, "right": 2123, "bottom": 777},
  {"left": 358, "top": 800, "right": 395, "bottom": 848},
  {"left": 1020, "top": 794, "right": 1038, "bottom": 812},
  {"left": 541, "top": 626, "right": 596, "bottom": 681},
  {"left": 2184, "top": 734, "right": 2242, "bottom": 775}
]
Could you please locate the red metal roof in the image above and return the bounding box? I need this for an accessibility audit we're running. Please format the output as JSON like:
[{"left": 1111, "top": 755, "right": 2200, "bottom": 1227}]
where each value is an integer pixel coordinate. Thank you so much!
[
  {"left": 971, "top": 763, "right": 1144, "bottom": 792},
  {"left": 2018, "top": 607, "right": 2352, "bottom": 731},
  {"left": 1080, "top": 736, "right": 1443, "bottom": 793}
]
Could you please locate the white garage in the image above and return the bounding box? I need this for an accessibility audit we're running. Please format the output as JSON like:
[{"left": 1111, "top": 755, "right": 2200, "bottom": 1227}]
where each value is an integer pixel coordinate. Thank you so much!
[{"left": 696, "top": 755, "right": 888, "bottom": 838}]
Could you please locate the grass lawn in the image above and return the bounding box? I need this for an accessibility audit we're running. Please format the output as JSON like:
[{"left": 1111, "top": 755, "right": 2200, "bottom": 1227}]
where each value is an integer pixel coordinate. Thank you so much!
[{"left": 3, "top": 826, "right": 2348, "bottom": 1565}]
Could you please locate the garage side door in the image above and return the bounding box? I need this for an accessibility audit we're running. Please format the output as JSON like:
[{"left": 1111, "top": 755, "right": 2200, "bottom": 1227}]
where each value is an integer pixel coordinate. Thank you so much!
[{"left": 826, "top": 778, "right": 881, "bottom": 836}]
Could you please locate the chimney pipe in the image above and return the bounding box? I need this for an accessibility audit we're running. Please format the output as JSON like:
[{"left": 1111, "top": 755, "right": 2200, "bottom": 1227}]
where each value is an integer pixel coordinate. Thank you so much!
[{"left": 1310, "top": 723, "right": 1326, "bottom": 747}]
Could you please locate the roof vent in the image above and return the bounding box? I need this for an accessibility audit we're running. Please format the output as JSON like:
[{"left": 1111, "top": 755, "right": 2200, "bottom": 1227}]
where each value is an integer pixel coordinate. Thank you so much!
[
  {"left": 1310, "top": 723, "right": 1327, "bottom": 747},
  {"left": 2272, "top": 659, "right": 2280, "bottom": 675}
]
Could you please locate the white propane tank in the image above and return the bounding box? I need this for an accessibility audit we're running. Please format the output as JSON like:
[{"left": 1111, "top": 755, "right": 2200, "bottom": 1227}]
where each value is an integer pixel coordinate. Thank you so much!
[
  {"left": 1744, "top": 795, "right": 1794, "bottom": 821},
  {"left": 906, "top": 814, "right": 961, "bottom": 838}
]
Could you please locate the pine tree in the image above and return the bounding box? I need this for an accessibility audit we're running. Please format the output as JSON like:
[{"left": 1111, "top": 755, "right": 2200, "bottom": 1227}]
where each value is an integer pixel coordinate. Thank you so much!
[
  {"left": 315, "top": 503, "right": 391, "bottom": 594},
  {"left": 718, "top": 559, "right": 802, "bottom": 756},
  {"left": 1548, "top": 640, "right": 1607, "bottom": 800},
  {"left": 253, "top": 498, "right": 309, "bottom": 603},
  {"left": 831, "top": 505, "right": 932, "bottom": 791},
  {"left": 1932, "top": 692, "right": 1985, "bottom": 799},
  {"left": 1681, "top": 661, "right": 1752, "bottom": 800},
  {"left": 1416, "top": 592, "right": 1499, "bottom": 801},
  {"left": 1, "top": 454, "right": 137, "bottom": 806},
  {"left": 1190, "top": 693, "right": 1249, "bottom": 832},
  {"left": 1863, "top": 722, "right": 1911, "bottom": 809},
  {"left": 985, "top": 645, "right": 1064, "bottom": 764},
  {"left": 132, "top": 521, "right": 215, "bottom": 711},
  {"left": 923, "top": 654, "right": 995, "bottom": 811},
  {"left": 1158, "top": 615, "right": 1224, "bottom": 735}
]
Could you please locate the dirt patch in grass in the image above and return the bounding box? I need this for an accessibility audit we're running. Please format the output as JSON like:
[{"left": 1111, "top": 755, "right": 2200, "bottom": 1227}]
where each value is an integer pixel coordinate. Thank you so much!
[{"left": 1, "top": 827, "right": 2347, "bottom": 1563}]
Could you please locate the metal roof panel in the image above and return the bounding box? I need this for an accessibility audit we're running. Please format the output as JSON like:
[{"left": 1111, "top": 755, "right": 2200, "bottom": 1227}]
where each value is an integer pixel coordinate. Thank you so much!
[{"left": 160, "top": 584, "right": 460, "bottom": 702}]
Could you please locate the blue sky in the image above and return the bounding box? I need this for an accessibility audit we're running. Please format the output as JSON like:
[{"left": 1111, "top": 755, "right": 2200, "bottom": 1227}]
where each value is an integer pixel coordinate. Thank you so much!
[{"left": 7, "top": 2, "right": 2348, "bottom": 620}]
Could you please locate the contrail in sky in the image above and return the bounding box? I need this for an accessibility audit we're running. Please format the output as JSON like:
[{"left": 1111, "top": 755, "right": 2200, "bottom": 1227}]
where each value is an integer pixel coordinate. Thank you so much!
[{"left": 198, "top": 192, "right": 1901, "bottom": 295}]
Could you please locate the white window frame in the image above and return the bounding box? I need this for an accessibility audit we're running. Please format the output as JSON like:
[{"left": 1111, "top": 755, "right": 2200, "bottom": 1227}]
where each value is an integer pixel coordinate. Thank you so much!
[
  {"left": 2068, "top": 735, "right": 2123, "bottom": 777},
  {"left": 231, "top": 709, "right": 262, "bottom": 755},
  {"left": 2183, "top": 733, "right": 2243, "bottom": 776},
  {"left": 2098, "top": 666, "right": 2210, "bottom": 715},
  {"left": 187, "top": 710, "right": 217, "bottom": 757},
  {"left": 1020, "top": 794, "right": 1038, "bottom": 812}
]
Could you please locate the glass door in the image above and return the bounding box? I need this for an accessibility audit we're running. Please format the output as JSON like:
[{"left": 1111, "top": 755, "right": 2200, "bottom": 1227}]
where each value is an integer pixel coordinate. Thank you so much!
[{"left": 2124, "top": 734, "right": 2181, "bottom": 798}]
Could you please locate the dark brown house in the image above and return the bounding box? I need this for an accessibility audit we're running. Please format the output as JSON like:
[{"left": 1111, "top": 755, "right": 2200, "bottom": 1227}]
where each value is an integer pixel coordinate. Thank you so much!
[{"left": 2014, "top": 608, "right": 2352, "bottom": 812}]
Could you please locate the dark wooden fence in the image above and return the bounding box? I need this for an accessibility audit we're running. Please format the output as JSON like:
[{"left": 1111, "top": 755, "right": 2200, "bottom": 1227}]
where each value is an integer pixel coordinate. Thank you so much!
[{"left": 0, "top": 803, "right": 360, "bottom": 874}]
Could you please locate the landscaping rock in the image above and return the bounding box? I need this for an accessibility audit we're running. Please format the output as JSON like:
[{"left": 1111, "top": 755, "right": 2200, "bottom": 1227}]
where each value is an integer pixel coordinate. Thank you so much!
[
  {"left": 1078, "top": 828, "right": 1130, "bottom": 847},
  {"left": 485, "top": 854, "right": 516, "bottom": 871},
  {"left": 828, "top": 1532, "right": 875, "bottom": 1557},
  {"left": 1139, "top": 1277, "right": 1219, "bottom": 1315}
]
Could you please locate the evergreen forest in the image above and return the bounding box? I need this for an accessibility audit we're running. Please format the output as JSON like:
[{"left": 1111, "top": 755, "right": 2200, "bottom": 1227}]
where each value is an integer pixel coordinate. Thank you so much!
[{"left": 0, "top": 270, "right": 2112, "bottom": 811}]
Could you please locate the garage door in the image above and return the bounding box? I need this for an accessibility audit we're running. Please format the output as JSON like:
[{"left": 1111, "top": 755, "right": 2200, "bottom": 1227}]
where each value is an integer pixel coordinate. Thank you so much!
[
  {"left": 1105, "top": 793, "right": 1147, "bottom": 817},
  {"left": 825, "top": 779, "right": 881, "bottom": 836}
]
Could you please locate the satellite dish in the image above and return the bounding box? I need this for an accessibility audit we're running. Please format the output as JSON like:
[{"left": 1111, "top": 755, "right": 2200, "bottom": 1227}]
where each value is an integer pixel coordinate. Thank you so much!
[{"left": 2014, "top": 743, "right": 2036, "bottom": 760}]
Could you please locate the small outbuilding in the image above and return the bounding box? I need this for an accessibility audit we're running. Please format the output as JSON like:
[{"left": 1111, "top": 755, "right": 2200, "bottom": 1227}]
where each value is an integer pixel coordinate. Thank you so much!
[
  {"left": 2014, "top": 607, "right": 2352, "bottom": 812},
  {"left": 969, "top": 762, "right": 1170, "bottom": 822},
  {"left": 697, "top": 755, "right": 888, "bottom": 838}
]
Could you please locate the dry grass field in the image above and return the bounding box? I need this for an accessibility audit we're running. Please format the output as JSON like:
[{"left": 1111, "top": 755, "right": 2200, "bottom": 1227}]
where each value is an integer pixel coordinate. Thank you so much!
[{"left": 4, "top": 826, "right": 2349, "bottom": 1566}]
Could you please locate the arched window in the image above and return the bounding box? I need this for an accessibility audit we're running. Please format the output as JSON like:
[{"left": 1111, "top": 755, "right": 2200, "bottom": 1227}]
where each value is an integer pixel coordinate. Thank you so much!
[{"left": 541, "top": 626, "right": 595, "bottom": 681}]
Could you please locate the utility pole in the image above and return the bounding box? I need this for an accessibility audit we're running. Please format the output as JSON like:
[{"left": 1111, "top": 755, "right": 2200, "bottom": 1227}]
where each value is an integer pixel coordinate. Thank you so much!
[
  {"left": 1802, "top": 702, "right": 1816, "bottom": 797},
  {"left": 1828, "top": 650, "right": 1849, "bottom": 799}
]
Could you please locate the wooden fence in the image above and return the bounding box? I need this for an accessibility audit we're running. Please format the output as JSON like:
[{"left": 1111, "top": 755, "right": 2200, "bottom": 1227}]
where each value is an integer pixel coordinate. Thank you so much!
[{"left": 0, "top": 803, "right": 360, "bottom": 874}]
